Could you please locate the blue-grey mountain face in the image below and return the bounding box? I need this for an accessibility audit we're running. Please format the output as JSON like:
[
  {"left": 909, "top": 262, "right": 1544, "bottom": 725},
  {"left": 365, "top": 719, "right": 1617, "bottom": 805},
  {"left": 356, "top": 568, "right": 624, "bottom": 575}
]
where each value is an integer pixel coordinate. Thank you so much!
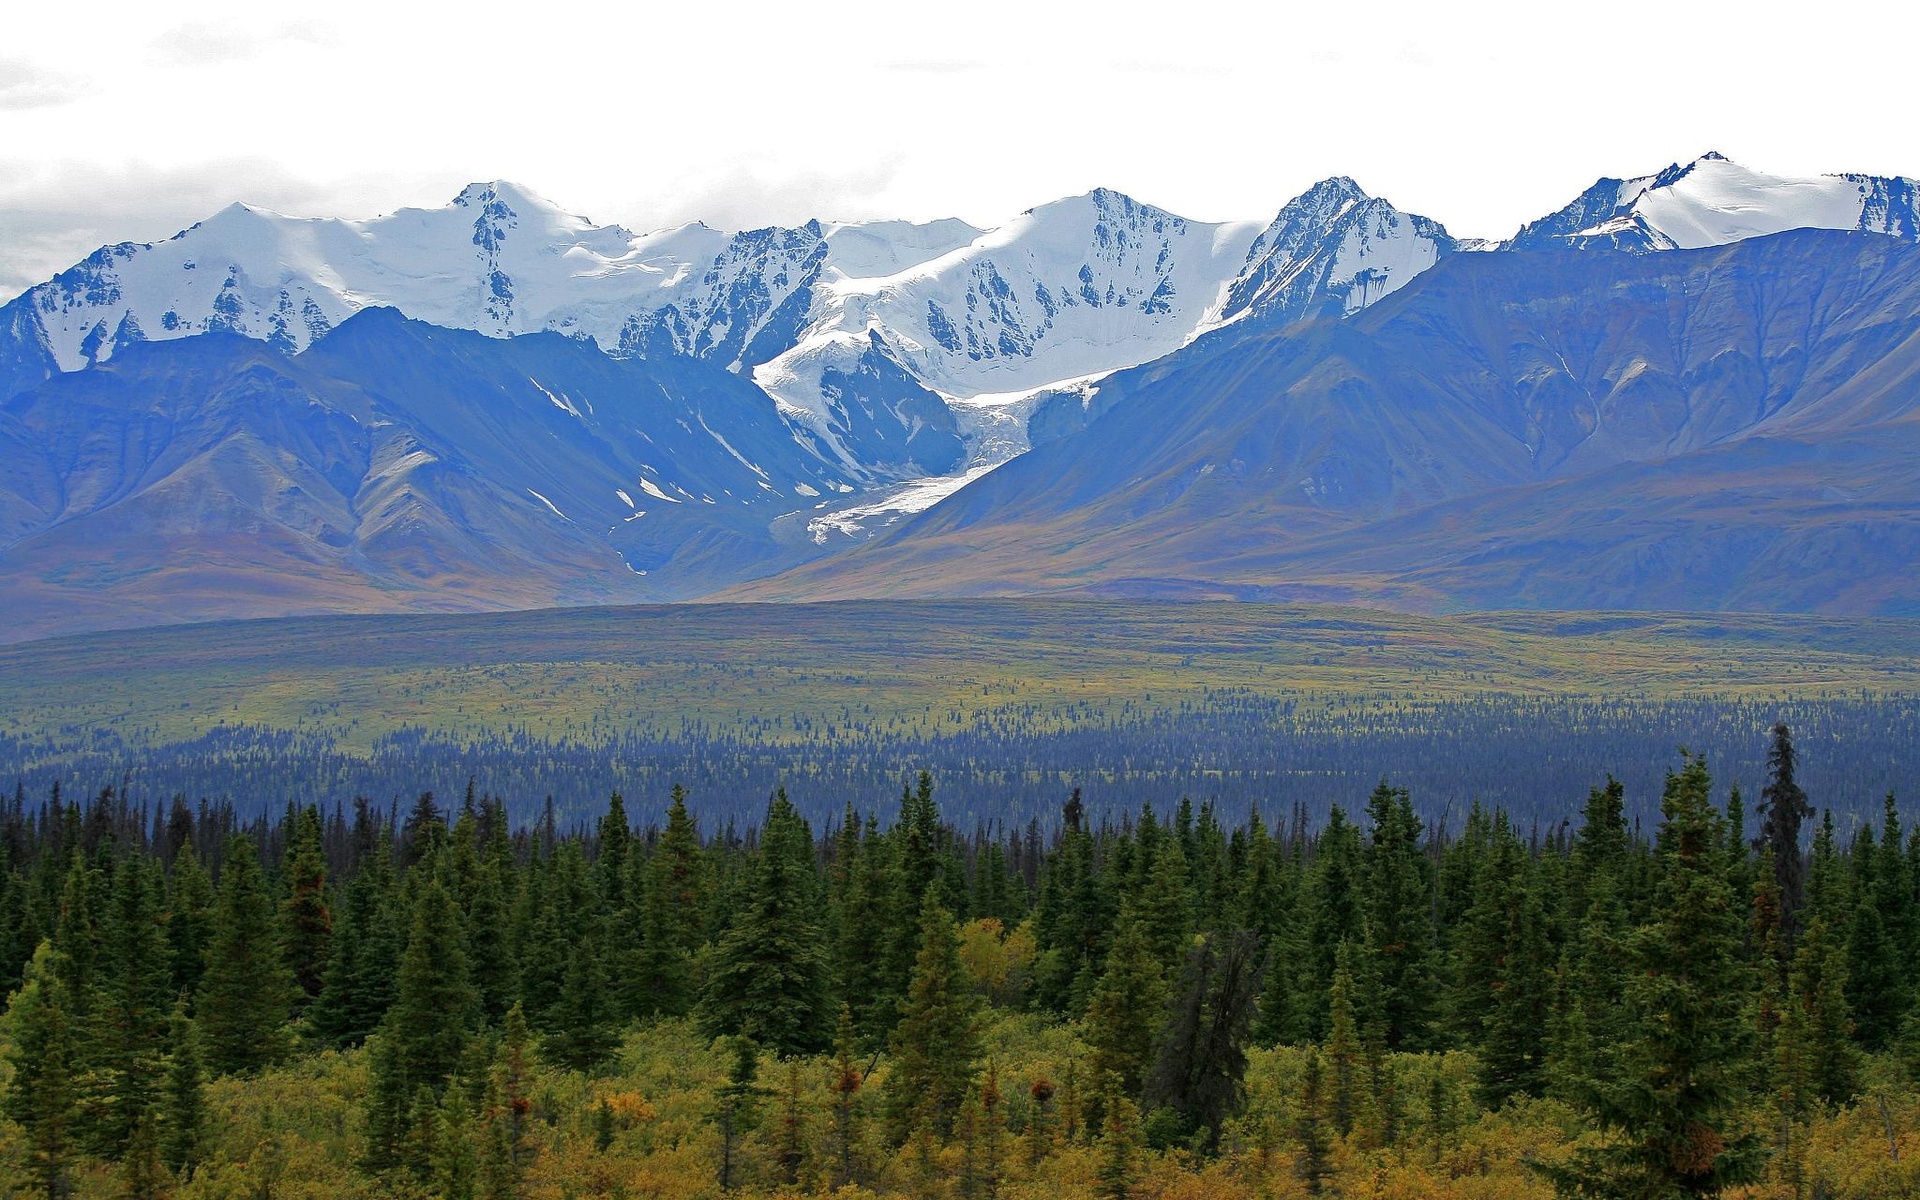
[
  {"left": 741, "top": 230, "right": 1920, "bottom": 616},
  {"left": 7, "top": 158, "right": 1920, "bottom": 637},
  {"left": 0, "top": 309, "right": 864, "bottom": 639}
]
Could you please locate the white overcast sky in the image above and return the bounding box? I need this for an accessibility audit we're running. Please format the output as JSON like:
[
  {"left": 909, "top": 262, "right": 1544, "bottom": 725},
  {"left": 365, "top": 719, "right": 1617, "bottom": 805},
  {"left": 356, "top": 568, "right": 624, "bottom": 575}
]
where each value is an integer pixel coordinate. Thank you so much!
[{"left": 2, "top": 0, "right": 1916, "bottom": 299}]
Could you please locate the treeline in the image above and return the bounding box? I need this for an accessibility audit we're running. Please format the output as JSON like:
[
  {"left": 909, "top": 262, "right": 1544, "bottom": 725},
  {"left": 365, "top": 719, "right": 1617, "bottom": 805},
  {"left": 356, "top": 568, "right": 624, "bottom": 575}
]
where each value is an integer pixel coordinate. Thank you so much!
[
  {"left": 4, "top": 692, "right": 1918, "bottom": 829},
  {"left": 0, "top": 726, "right": 1913, "bottom": 1197}
]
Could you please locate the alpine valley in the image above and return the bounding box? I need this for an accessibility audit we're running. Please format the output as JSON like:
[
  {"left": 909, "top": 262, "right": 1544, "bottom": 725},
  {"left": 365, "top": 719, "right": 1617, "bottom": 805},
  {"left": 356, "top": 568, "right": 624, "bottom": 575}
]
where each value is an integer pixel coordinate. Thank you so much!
[{"left": 4, "top": 153, "right": 1920, "bottom": 640}]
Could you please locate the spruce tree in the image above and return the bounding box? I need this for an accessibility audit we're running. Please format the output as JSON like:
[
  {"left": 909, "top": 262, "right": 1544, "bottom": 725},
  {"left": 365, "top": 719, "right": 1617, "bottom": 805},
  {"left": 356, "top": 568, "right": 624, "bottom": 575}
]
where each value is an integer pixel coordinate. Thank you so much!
[
  {"left": 829, "top": 1004, "right": 864, "bottom": 1188},
  {"left": 701, "top": 790, "right": 830, "bottom": 1057},
  {"left": 1296, "top": 1047, "right": 1334, "bottom": 1195},
  {"left": 546, "top": 932, "right": 620, "bottom": 1072},
  {"left": 634, "top": 784, "right": 704, "bottom": 1020},
  {"left": 282, "top": 805, "right": 332, "bottom": 1006},
  {"left": 88, "top": 852, "right": 172, "bottom": 1156},
  {"left": 1143, "top": 928, "right": 1264, "bottom": 1153},
  {"left": 160, "top": 995, "right": 207, "bottom": 1178},
  {"left": 1757, "top": 724, "right": 1812, "bottom": 949},
  {"left": 1325, "top": 943, "right": 1363, "bottom": 1139},
  {"left": 1095, "top": 1090, "right": 1145, "bottom": 1200},
  {"left": 197, "top": 836, "right": 295, "bottom": 1075},
  {"left": 1787, "top": 915, "right": 1859, "bottom": 1111},
  {"left": 884, "top": 895, "right": 982, "bottom": 1142},
  {"left": 165, "top": 843, "right": 215, "bottom": 1003},
  {"left": 309, "top": 836, "right": 400, "bottom": 1047},
  {"left": 3, "top": 942, "right": 80, "bottom": 1200},
  {"left": 712, "top": 1036, "right": 766, "bottom": 1193},
  {"left": 386, "top": 875, "right": 478, "bottom": 1092},
  {"left": 1085, "top": 912, "right": 1169, "bottom": 1097},
  {"left": 1363, "top": 781, "right": 1436, "bottom": 1050},
  {"left": 1541, "top": 755, "right": 1765, "bottom": 1199}
]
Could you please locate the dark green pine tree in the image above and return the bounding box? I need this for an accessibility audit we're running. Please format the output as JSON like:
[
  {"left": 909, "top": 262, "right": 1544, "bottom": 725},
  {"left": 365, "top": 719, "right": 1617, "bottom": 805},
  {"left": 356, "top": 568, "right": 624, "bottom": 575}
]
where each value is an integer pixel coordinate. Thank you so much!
[
  {"left": 546, "top": 930, "right": 621, "bottom": 1072},
  {"left": 1142, "top": 929, "right": 1265, "bottom": 1153},
  {"left": 1540, "top": 755, "right": 1765, "bottom": 1200},
  {"left": 465, "top": 856, "right": 516, "bottom": 1026},
  {"left": 1756, "top": 724, "right": 1813, "bottom": 949},
  {"left": 1096, "top": 1089, "right": 1145, "bottom": 1200},
  {"left": 160, "top": 995, "right": 207, "bottom": 1178},
  {"left": 882, "top": 772, "right": 946, "bottom": 1021},
  {"left": 1325, "top": 942, "right": 1365, "bottom": 1139},
  {"left": 1295, "top": 1047, "right": 1334, "bottom": 1196},
  {"left": 0, "top": 855, "right": 38, "bottom": 996},
  {"left": 386, "top": 875, "right": 479, "bottom": 1092},
  {"left": 1135, "top": 835, "right": 1193, "bottom": 980},
  {"left": 87, "top": 853, "right": 173, "bottom": 1157},
  {"left": 712, "top": 1036, "right": 766, "bottom": 1194},
  {"left": 1363, "top": 782, "right": 1437, "bottom": 1050},
  {"left": 633, "top": 784, "right": 705, "bottom": 1020},
  {"left": 884, "top": 895, "right": 982, "bottom": 1142},
  {"left": 1084, "top": 911, "right": 1169, "bottom": 1098},
  {"left": 3, "top": 943, "right": 80, "bottom": 1200},
  {"left": 1845, "top": 819, "right": 1904, "bottom": 1051},
  {"left": 837, "top": 813, "right": 895, "bottom": 1040},
  {"left": 701, "top": 790, "right": 830, "bottom": 1057},
  {"left": 1289, "top": 807, "right": 1365, "bottom": 1044},
  {"left": 1786, "top": 915, "right": 1859, "bottom": 1111},
  {"left": 1873, "top": 793, "right": 1919, "bottom": 1033},
  {"left": 309, "top": 832, "right": 401, "bottom": 1047},
  {"left": 1448, "top": 810, "right": 1522, "bottom": 1045},
  {"left": 166, "top": 843, "right": 216, "bottom": 1002},
  {"left": 282, "top": 805, "right": 333, "bottom": 1007},
  {"left": 197, "top": 836, "right": 295, "bottom": 1075},
  {"left": 1477, "top": 860, "right": 1555, "bottom": 1109}
]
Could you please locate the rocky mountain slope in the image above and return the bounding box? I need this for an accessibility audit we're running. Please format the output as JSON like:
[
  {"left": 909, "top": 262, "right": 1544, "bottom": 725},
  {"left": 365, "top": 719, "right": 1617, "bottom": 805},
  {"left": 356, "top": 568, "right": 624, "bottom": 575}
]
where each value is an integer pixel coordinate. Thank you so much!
[
  {"left": 735, "top": 229, "right": 1920, "bottom": 615},
  {"left": 5, "top": 155, "right": 1920, "bottom": 637}
]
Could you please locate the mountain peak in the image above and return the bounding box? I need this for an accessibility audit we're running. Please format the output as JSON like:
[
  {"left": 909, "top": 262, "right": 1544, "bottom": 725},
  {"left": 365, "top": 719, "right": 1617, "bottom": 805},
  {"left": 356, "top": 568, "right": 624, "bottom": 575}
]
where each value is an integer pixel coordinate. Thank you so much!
[{"left": 451, "top": 180, "right": 561, "bottom": 215}]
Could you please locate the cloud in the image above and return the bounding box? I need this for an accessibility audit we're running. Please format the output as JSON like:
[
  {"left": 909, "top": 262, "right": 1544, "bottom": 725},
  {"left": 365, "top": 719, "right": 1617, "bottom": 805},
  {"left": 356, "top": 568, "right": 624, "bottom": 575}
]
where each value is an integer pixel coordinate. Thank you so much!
[
  {"left": 147, "top": 20, "right": 334, "bottom": 67},
  {"left": 0, "top": 158, "right": 373, "bottom": 302},
  {"left": 0, "top": 59, "right": 87, "bottom": 111}
]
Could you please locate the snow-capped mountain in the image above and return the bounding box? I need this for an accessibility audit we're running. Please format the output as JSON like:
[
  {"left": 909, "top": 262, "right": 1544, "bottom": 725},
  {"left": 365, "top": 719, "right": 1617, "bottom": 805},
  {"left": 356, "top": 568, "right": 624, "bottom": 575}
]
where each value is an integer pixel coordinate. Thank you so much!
[
  {"left": 1218, "top": 176, "right": 1461, "bottom": 325},
  {"left": 7, "top": 153, "right": 1920, "bottom": 637},
  {"left": 9, "top": 181, "right": 886, "bottom": 374},
  {"left": 1510, "top": 153, "right": 1920, "bottom": 252}
]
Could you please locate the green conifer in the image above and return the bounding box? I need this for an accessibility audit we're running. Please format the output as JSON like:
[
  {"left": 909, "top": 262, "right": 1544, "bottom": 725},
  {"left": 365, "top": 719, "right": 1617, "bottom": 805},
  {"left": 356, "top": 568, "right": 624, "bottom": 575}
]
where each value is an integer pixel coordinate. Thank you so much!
[
  {"left": 700, "top": 791, "right": 830, "bottom": 1056},
  {"left": 3, "top": 942, "right": 80, "bottom": 1200},
  {"left": 160, "top": 994, "right": 207, "bottom": 1177},
  {"left": 884, "top": 894, "right": 982, "bottom": 1141},
  {"left": 197, "top": 837, "right": 294, "bottom": 1075},
  {"left": 1540, "top": 755, "right": 1765, "bottom": 1199}
]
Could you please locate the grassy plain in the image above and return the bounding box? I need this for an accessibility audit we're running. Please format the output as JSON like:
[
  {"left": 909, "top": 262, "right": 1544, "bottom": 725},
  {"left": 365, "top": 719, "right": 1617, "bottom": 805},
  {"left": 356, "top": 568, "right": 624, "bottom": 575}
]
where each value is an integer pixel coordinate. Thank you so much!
[{"left": 0, "top": 600, "right": 1915, "bottom": 754}]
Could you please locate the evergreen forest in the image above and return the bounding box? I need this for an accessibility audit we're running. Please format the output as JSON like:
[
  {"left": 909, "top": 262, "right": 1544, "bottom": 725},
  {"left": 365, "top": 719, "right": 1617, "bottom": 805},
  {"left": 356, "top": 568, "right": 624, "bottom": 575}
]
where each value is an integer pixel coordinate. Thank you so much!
[{"left": 3, "top": 726, "right": 1919, "bottom": 1199}]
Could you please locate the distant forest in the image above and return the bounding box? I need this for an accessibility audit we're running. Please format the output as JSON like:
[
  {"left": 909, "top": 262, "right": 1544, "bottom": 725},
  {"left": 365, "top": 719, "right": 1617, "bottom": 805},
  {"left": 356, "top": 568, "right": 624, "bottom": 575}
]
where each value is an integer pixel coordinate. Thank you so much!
[
  {"left": 4, "top": 693, "right": 1917, "bottom": 832},
  {"left": 3, "top": 725, "right": 1920, "bottom": 1197}
]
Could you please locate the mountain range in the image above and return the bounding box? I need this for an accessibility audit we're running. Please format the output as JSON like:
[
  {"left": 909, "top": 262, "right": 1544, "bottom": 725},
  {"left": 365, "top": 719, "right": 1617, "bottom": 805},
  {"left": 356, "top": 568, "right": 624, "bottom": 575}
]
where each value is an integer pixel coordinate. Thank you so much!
[{"left": 3, "top": 153, "right": 1919, "bottom": 639}]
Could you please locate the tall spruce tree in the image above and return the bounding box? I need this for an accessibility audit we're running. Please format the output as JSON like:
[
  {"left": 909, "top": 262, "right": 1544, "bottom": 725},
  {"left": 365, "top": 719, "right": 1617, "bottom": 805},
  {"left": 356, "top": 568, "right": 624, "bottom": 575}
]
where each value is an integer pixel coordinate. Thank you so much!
[
  {"left": 1142, "top": 928, "right": 1264, "bottom": 1153},
  {"left": 282, "top": 805, "right": 333, "bottom": 1006},
  {"left": 1085, "top": 912, "right": 1168, "bottom": 1098},
  {"left": 197, "top": 836, "right": 295, "bottom": 1075},
  {"left": 1363, "top": 781, "right": 1436, "bottom": 1050},
  {"left": 701, "top": 790, "right": 830, "bottom": 1057},
  {"left": 1757, "top": 724, "right": 1812, "bottom": 951},
  {"left": 634, "top": 784, "right": 704, "bottom": 1020},
  {"left": 1541, "top": 755, "right": 1765, "bottom": 1200},
  {"left": 161, "top": 995, "right": 207, "bottom": 1178},
  {"left": 884, "top": 895, "right": 982, "bottom": 1142},
  {"left": 3, "top": 942, "right": 80, "bottom": 1200}
]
